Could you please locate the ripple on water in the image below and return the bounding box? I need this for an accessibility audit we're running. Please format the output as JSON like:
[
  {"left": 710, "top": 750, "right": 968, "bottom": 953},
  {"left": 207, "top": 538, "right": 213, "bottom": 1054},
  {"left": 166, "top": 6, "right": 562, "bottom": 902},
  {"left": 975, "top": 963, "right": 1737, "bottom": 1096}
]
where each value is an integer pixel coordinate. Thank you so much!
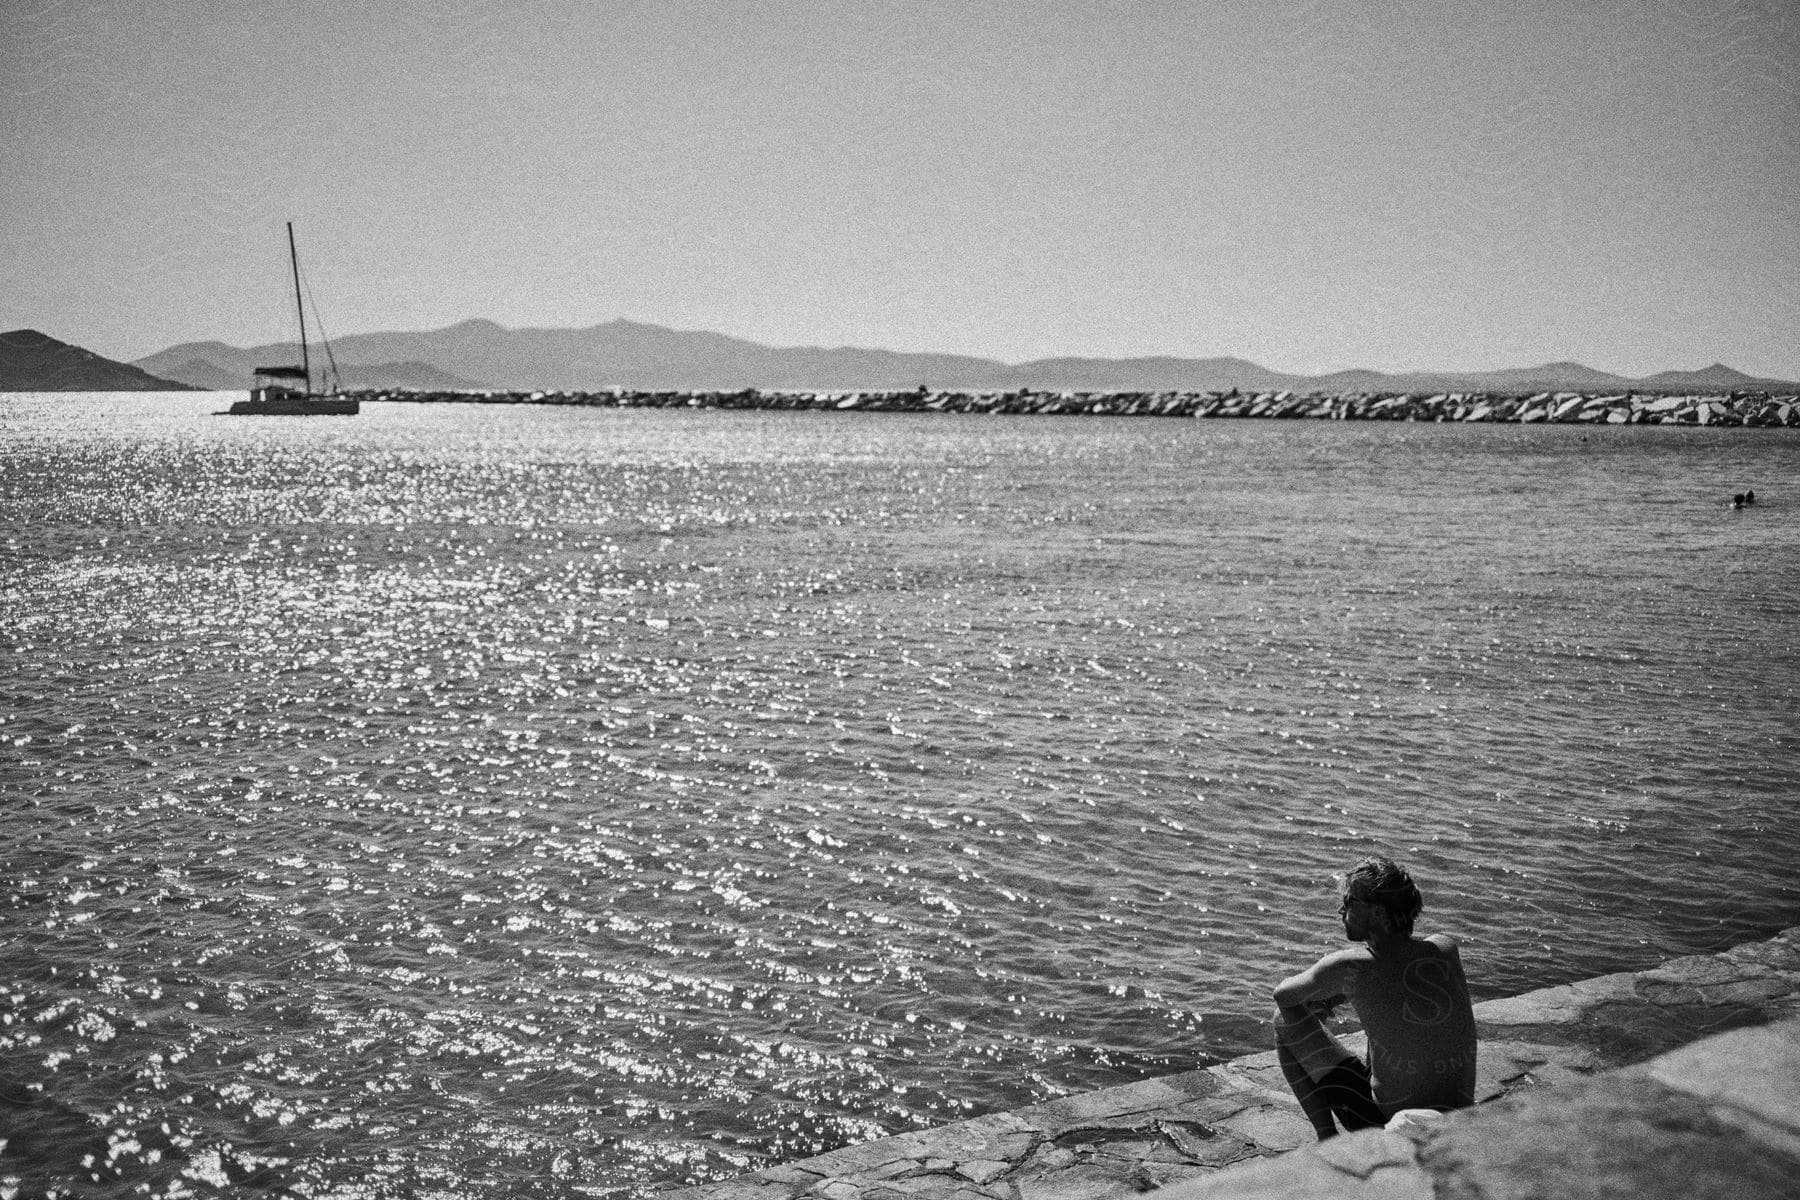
[{"left": 2, "top": 402, "right": 1797, "bottom": 1193}]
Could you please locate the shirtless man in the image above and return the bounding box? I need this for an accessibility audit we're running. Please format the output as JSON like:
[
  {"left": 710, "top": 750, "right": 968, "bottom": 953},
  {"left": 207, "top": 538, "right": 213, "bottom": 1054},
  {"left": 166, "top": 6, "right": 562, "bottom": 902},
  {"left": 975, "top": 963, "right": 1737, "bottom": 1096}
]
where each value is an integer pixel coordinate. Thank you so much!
[{"left": 1272, "top": 856, "right": 1476, "bottom": 1139}]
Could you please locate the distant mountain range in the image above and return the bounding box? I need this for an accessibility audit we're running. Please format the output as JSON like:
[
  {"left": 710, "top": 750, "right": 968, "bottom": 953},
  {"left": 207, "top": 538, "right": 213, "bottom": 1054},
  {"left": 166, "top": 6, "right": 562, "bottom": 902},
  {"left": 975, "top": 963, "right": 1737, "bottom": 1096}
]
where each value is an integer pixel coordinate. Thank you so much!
[
  {"left": 130, "top": 319, "right": 1800, "bottom": 396},
  {"left": 1, "top": 329, "right": 194, "bottom": 391},
  {"left": 143, "top": 352, "right": 482, "bottom": 393},
  {"left": 8, "top": 322, "right": 1796, "bottom": 396}
]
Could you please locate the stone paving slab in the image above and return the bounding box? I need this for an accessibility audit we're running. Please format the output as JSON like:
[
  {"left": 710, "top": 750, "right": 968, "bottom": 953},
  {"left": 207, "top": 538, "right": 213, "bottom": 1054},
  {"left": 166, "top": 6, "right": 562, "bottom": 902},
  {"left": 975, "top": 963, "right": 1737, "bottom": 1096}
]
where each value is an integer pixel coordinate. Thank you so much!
[
  {"left": 1157, "top": 1018, "right": 1800, "bottom": 1200},
  {"left": 657, "top": 927, "right": 1800, "bottom": 1199}
]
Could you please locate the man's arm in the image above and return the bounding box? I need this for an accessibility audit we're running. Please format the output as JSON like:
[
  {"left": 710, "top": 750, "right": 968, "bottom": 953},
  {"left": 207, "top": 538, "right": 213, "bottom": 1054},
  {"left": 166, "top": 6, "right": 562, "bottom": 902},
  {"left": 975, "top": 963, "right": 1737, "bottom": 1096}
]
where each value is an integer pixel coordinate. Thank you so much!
[
  {"left": 1273, "top": 949, "right": 1361, "bottom": 1016},
  {"left": 1272, "top": 948, "right": 1366, "bottom": 1130}
]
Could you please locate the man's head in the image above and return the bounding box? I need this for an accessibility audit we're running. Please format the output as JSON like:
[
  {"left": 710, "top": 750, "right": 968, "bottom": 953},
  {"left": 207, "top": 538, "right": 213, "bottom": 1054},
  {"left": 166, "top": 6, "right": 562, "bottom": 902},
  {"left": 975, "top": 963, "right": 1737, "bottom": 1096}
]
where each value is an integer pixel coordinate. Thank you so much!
[{"left": 1337, "top": 856, "right": 1422, "bottom": 937}]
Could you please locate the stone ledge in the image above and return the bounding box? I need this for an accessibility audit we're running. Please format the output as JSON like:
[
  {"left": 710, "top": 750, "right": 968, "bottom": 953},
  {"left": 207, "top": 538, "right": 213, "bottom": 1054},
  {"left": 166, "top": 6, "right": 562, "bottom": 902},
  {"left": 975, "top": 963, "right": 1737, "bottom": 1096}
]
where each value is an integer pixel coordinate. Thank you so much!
[
  {"left": 1158, "top": 1018, "right": 1800, "bottom": 1200},
  {"left": 655, "top": 927, "right": 1800, "bottom": 1199}
]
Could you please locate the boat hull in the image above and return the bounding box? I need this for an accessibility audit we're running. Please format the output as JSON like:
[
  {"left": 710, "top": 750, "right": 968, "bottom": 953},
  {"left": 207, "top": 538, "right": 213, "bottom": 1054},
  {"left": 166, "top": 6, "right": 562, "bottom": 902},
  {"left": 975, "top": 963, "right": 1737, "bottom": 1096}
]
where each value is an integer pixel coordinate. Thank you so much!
[{"left": 228, "top": 391, "right": 359, "bottom": 416}]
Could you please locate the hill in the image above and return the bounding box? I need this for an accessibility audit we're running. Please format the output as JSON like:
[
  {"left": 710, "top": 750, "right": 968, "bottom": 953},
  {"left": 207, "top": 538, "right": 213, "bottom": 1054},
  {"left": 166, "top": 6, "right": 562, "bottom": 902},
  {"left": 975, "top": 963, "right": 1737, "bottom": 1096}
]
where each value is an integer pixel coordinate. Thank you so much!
[
  {"left": 2, "top": 329, "right": 195, "bottom": 392},
  {"left": 338, "top": 361, "right": 488, "bottom": 391},
  {"left": 136, "top": 319, "right": 1005, "bottom": 393},
  {"left": 1631, "top": 363, "right": 1759, "bottom": 391},
  {"left": 147, "top": 354, "right": 486, "bottom": 392},
  {"left": 133, "top": 321, "right": 1800, "bottom": 395},
  {"left": 156, "top": 357, "right": 248, "bottom": 390}
]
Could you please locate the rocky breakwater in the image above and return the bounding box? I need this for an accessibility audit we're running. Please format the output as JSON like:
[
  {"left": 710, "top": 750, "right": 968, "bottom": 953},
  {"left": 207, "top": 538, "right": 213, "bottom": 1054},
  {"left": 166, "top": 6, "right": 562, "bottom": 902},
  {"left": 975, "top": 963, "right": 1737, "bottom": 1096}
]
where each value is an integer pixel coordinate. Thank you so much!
[{"left": 354, "top": 386, "right": 1800, "bottom": 426}]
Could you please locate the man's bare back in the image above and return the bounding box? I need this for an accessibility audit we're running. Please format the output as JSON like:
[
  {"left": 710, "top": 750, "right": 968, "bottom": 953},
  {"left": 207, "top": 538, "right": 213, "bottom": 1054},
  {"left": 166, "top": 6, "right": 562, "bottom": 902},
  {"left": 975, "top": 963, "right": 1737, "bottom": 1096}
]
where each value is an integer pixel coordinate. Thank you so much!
[{"left": 1272, "top": 857, "right": 1476, "bottom": 1137}]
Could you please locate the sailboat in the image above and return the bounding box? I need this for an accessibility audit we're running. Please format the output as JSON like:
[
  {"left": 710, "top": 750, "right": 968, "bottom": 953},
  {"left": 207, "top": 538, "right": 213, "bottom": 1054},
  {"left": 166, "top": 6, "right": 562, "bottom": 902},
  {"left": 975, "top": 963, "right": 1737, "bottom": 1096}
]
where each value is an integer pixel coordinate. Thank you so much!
[{"left": 228, "top": 222, "right": 359, "bottom": 415}]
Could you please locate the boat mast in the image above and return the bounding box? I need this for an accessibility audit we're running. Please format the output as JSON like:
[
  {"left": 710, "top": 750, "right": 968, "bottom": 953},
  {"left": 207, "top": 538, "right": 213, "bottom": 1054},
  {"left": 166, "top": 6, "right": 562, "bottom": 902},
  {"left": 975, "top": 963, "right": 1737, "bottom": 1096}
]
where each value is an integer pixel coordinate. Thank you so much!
[{"left": 288, "top": 221, "right": 312, "bottom": 394}]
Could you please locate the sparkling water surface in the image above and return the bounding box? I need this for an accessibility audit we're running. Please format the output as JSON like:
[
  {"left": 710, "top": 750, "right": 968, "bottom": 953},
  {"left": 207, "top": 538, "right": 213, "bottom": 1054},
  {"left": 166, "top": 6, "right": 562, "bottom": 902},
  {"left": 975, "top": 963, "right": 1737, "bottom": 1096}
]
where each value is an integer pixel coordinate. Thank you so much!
[{"left": 4, "top": 393, "right": 1798, "bottom": 1196}]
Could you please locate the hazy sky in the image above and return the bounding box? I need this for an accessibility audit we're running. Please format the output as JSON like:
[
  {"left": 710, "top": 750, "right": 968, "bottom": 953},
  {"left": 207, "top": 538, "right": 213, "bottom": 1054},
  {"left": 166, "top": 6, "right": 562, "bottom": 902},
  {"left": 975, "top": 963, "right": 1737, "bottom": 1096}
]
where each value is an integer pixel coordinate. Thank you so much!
[{"left": 5, "top": 0, "right": 1797, "bottom": 376}]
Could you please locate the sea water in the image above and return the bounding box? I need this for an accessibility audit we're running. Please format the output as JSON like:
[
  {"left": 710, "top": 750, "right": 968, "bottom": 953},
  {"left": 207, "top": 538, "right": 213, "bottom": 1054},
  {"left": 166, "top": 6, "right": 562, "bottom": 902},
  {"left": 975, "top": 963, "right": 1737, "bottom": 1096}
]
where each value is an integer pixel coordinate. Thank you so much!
[{"left": 3, "top": 393, "right": 1797, "bottom": 1196}]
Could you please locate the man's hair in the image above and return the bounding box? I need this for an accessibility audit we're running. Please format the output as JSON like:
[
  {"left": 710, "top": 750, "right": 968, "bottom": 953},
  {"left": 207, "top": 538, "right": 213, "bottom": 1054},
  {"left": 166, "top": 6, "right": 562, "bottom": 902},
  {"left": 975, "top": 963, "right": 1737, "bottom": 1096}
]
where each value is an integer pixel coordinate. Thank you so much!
[{"left": 1341, "top": 856, "right": 1422, "bottom": 932}]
